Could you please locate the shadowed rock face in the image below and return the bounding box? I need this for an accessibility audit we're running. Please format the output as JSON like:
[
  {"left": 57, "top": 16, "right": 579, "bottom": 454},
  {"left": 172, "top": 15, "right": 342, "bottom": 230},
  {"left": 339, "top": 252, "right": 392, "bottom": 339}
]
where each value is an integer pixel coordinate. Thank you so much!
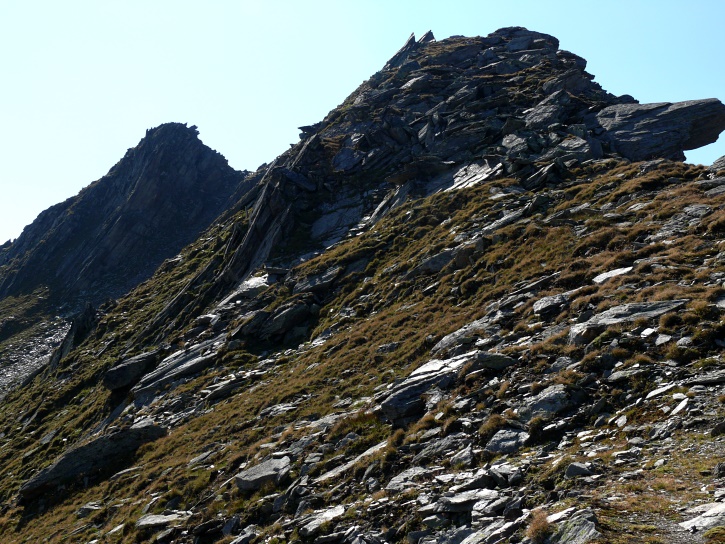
[
  {"left": 0, "top": 123, "right": 249, "bottom": 308},
  {"left": 18, "top": 420, "right": 166, "bottom": 503}
]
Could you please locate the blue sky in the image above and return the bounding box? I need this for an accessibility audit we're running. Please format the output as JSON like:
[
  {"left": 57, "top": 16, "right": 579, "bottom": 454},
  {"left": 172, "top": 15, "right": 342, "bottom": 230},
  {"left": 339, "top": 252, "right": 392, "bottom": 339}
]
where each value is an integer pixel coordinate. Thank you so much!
[{"left": 1, "top": 0, "right": 724, "bottom": 243}]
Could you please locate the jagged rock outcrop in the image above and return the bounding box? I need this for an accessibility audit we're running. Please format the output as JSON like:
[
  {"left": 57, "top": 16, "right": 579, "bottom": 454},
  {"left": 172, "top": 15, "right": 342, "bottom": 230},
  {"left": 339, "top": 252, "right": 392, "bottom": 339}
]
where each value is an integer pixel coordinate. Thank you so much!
[
  {"left": 595, "top": 99, "right": 725, "bottom": 161},
  {"left": 0, "top": 123, "right": 249, "bottom": 307}
]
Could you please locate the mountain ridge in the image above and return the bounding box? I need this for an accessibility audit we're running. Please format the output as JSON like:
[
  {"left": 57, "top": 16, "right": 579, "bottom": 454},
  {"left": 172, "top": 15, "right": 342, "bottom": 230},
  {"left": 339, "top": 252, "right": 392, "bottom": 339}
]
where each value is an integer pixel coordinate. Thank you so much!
[{"left": 0, "top": 27, "right": 724, "bottom": 544}]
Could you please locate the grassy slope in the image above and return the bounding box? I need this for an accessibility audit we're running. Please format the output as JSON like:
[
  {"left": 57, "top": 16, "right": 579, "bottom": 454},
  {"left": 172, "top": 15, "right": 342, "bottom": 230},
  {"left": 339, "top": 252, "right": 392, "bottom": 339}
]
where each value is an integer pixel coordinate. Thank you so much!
[{"left": 0, "top": 160, "right": 723, "bottom": 542}]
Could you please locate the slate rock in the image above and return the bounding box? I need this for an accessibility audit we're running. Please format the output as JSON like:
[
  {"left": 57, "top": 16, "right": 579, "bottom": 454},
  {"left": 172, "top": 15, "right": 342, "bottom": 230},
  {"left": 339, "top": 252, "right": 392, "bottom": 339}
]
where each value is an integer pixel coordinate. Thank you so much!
[
  {"left": 533, "top": 294, "right": 569, "bottom": 318},
  {"left": 569, "top": 300, "right": 688, "bottom": 344},
  {"left": 103, "top": 350, "right": 160, "bottom": 390},
  {"left": 386, "top": 466, "right": 430, "bottom": 492},
  {"left": 378, "top": 351, "right": 516, "bottom": 425},
  {"left": 519, "top": 384, "right": 572, "bottom": 421},
  {"left": 235, "top": 456, "right": 291, "bottom": 491},
  {"left": 549, "top": 508, "right": 601, "bottom": 543},
  {"left": 19, "top": 419, "right": 167, "bottom": 502},
  {"left": 259, "top": 303, "right": 311, "bottom": 339},
  {"left": 679, "top": 502, "right": 725, "bottom": 531},
  {"left": 484, "top": 429, "right": 530, "bottom": 454},
  {"left": 299, "top": 505, "right": 346, "bottom": 537},
  {"left": 596, "top": 99, "right": 725, "bottom": 161},
  {"left": 293, "top": 266, "right": 343, "bottom": 294},
  {"left": 137, "top": 511, "right": 191, "bottom": 530},
  {"left": 565, "top": 462, "right": 593, "bottom": 478},
  {"left": 230, "top": 525, "right": 260, "bottom": 544},
  {"left": 219, "top": 275, "right": 270, "bottom": 306}
]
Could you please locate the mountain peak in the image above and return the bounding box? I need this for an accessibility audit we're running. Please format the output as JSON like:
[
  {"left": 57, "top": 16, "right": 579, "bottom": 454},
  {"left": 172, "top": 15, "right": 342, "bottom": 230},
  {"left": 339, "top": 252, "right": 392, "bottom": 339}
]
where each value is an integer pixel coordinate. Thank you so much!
[{"left": 0, "top": 122, "right": 247, "bottom": 307}]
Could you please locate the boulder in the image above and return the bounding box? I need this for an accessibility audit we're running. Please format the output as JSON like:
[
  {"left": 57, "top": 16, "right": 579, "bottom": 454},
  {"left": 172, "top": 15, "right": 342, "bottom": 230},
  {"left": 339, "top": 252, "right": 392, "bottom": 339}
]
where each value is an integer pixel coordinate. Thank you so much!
[
  {"left": 569, "top": 300, "right": 688, "bottom": 344},
  {"left": 596, "top": 99, "right": 725, "bottom": 161},
  {"left": 136, "top": 511, "right": 191, "bottom": 530},
  {"left": 235, "top": 456, "right": 291, "bottom": 491},
  {"left": 299, "top": 505, "right": 346, "bottom": 537},
  {"left": 549, "top": 508, "right": 601, "bottom": 543},
  {"left": 386, "top": 466, "right": 430, "bottom": 492},
  {"left": 378, "top": 351, "right": 516, "bottom": 425},
  {"left": 258, "top": 303, "right": 311, "bottom": 340},
  {"left": 484, "top": 429, "right": 529, "bottom": 454},
  {"left": 533, "top": 294, "right": 569, "bottom": 318},
  {"left": 592, "top": 266, "right": 633, "bottom": 284},
  {"left": 293, "top": 266, "right": 343, "bottom": 294},
  {"left": 519, "top": 384, "right": 572, "bottom": 421},
  {"left": 103, "top": 350, "right": 160, "bottom": 390},
  {"left": 565, "top": 462, "right": 593, "bottom": 478},
  {"left": 679, "top": 502, "right": 725, "bottom": 531},
  {"left": 19, "top": 419, "right": 166, "bottom": 502}
]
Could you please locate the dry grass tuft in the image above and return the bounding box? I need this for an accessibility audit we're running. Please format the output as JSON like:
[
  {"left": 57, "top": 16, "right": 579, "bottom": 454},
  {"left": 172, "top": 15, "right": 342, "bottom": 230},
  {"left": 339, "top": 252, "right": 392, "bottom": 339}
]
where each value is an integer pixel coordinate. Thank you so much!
[{"left": 526, "top": 509, "right": 552, "bottom": 543}]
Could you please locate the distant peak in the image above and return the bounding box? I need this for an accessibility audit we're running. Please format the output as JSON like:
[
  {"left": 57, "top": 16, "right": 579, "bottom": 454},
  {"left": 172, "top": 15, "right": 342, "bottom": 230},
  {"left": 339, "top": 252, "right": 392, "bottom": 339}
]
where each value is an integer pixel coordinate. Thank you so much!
[{"left": 145, "top": 122, "right": 200, "bottom": 139}]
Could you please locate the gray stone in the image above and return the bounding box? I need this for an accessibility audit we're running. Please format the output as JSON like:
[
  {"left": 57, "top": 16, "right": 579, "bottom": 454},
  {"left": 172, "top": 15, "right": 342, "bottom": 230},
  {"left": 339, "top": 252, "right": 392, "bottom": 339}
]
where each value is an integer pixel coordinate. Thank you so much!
[
  {"left": 386, "top": 466, "right": 430, "bottom": 492},
  {"left": 484, "top": 429, "right": 529, "bottom": 454},
  {"left": 431, "top": 318, "right": 488, "bottom": 354},
  {"left": 76, "top": 501, "right": 103, "bottom": 518},
  {"left": 413, "top": 433, "right": 471, "bottom": 464},
  {"left": 519, "top": 384, "right": 572, "bottom": 421},
  {"left": 235, "top": 456, "right": 291, "bottom": 491},
  {"left": 550, "top": 508, "right": 601, "bottom": 543},
  {"left": 219, "top": 275, "right": 270, "bottom": 306},
  {"left": 679, "top": 502, "right": 725, "bottom": 531},
  {"left": 450, "top": 444, "right": 475, "bottom": 467},
  {"left": 299, "top": 505, "right": 346, "bottom": 537},
  {"left": 435, "top": 489, "right": 499, "bottom": 513},
  {"left": 407, "top": 250, "right": 456, "bottom": 278},
  {"left": 259, "top": 303, "right": 311, "bottom": 339},
  {"left": 565, "top": 462, "right": 593, "bottom": 478},
  {"left": 686, "top": 369, "right": 725, "bottom": 385},
  {"left": 606, "top": 368, "right": 647, "bottom": 383},
  {"left": 378, "top": 350, "right": 516, "bottom": 424},
  {"left": 592, "top": 266, "right": 633, "bottom": 284},
  {"left": 596, "top": 99, "right": 725, "bottom": 161},
  {"left": 533, "top": 294, "right": 569, "bottom": 318},
  {"left": 293, "top": 266, "right": 343, "bottom": 294},
  {"left": 19, "top": 419, "right": 167, "bottom": 502},
  {"left": 314, "top": 440, "right": 387, "bottom": 483},
  {"left": 136, "top": 511, "right": 190, "bottom": 530},
  {"left": 103, "top": 350, "right": 160, "bottom": 390},
  {"left": 230, "top": 525, "right": 260, "bottom": 544},
  {"left": 569, "top": 300, "right": 688, "bottom": 344}
]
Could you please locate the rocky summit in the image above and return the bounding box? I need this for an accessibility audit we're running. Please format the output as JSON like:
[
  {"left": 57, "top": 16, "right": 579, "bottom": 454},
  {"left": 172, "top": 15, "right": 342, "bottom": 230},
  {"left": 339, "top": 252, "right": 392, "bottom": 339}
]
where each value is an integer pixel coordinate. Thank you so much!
[{"left": 0, "top": 27, "right": 724, "bottom": 544}]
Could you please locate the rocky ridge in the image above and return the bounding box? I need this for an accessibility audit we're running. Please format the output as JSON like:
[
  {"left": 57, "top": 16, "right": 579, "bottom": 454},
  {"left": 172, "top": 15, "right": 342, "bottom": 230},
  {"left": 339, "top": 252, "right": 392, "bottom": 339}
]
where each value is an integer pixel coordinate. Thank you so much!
[{"left": 0, "top": 27, "right": 724, "bottom": 544}]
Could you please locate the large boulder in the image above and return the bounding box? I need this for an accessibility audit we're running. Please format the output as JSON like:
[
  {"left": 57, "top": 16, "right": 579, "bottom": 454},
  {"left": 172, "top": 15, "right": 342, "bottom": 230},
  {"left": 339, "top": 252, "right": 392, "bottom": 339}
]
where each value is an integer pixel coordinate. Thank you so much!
[
  {"left": 569, "top": 300, "right": 688, "bottom": 344},
  {"left": 377, "top": 351, "right": 517, "bottom": 425},
  {"left": 234, "top": 456, "right": 291, "bottom": 491},
  {"left": 484, "top": 429, "right": 530, "bottom": 454},
  {"left": 103, "top": 350, "right": 160, "bottom": 390},
  {"left": 596, "top": 99, "right": 725, "bottom": 161}
]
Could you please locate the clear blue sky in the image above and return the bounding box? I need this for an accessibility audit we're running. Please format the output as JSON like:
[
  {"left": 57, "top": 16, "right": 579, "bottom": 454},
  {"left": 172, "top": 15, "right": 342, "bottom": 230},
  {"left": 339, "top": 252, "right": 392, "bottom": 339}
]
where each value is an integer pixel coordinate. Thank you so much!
[{"left": 1, "top": 0, "right": 724, "bottom": 243}]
